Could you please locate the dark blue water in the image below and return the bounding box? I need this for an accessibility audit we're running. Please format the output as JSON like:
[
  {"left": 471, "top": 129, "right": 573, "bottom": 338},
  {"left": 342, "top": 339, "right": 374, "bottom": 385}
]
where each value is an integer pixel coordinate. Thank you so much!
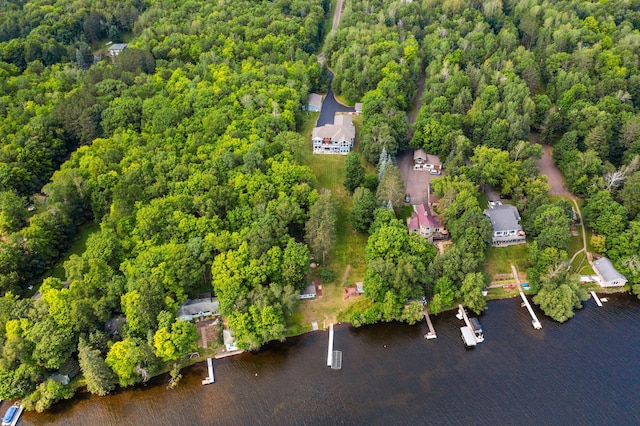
[{"left": 20, "top": 294, "right": 640, "bottom": 425}]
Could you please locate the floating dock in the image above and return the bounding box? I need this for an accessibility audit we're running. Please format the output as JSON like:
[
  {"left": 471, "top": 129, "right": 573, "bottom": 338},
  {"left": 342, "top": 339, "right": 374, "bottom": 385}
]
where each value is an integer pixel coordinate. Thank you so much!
[
  {"left": 327, "top": 323, "right": 334, "bottom": 367},
  {"left": 591, "top": 291, "right": 603, "bottom": 307},
  {"left": 201, "top": 358, "right": 215, "bottom": 385},
  {"left": 423, "top": 307, "right": 437, "bottom": 339},
  {"left": 512, "top": 265, "right": 542, "bottom": 330}
]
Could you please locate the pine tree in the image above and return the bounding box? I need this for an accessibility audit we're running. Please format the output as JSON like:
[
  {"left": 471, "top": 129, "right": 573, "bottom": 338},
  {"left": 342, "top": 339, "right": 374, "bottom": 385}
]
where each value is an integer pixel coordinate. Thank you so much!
[
  {"left": 78, "top": 338, "right": 116, "bottom": 396},
  {"left": 344, "top": 152, "right": 365, "bottom": 193}
]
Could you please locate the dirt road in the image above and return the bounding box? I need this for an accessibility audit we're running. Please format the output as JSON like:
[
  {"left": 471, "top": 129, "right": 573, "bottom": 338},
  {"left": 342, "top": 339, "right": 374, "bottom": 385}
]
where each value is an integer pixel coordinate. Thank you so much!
[
  {"left": 332, "top": 0, "right": 345, "bottom": 33},
  {"left": 531, "top": 133, "right": 573, "bottom": 198}
]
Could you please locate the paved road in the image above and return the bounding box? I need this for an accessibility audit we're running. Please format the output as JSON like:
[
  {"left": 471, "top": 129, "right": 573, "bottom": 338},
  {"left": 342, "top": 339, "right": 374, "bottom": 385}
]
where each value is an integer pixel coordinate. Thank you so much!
[{"left": 316, "top": 70, "right": 354, "bottom": 126}]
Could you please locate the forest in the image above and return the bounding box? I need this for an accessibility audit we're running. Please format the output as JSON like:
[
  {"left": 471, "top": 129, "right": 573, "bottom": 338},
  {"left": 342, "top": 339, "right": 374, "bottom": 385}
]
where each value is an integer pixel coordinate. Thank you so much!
[{"left": 0, "top": 0, "right": 639, "bottom": 412}]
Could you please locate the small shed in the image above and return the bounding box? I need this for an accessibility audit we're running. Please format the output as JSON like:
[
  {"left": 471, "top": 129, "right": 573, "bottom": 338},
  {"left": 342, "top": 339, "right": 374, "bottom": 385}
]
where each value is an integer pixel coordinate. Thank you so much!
[
  {"left": 307, "top": 93, "right": 323, "bottom": 112},
  {"left": 354, "top": 102, "right": 363, "bottom": 114},
  {"left": 299, "top": 281, "right": 317, "bottom": 299},
  {"left": 592, "top": 257, "right": 628, "bottom": 287},
  {"left": 223, "top": 329, "right": 239, "bottom": 351}
]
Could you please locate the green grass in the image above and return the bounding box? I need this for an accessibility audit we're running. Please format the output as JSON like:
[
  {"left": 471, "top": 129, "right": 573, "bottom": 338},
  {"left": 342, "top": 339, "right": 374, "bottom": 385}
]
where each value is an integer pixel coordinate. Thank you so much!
[
  {"left": 46, "top": 221, "right": 101, "bottom": 281},
  {"left": 484, "top": 243, "right": 531, "bottom": 275}
]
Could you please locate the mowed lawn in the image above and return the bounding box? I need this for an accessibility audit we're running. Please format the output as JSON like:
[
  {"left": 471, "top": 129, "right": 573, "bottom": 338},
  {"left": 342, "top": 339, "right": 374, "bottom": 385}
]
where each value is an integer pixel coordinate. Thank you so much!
[
  {"left": 289, "top": 113, "right": 369, "bottom": 331},
  {"left": 484, "top": 243, "right": 530, "bottom": 276}
]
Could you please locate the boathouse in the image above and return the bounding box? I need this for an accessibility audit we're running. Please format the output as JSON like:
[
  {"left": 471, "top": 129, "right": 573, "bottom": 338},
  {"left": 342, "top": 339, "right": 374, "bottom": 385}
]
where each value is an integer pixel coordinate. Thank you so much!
[{"left": 592, "top": 257, "right": 628, "bottom": 287}]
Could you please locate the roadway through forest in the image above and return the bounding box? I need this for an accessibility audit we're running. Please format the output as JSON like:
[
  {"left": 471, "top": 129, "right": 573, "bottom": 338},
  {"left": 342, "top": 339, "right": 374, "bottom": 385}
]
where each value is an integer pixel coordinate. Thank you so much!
[{"left": 530, "top": 132, "right": 588, "bottom": 267}]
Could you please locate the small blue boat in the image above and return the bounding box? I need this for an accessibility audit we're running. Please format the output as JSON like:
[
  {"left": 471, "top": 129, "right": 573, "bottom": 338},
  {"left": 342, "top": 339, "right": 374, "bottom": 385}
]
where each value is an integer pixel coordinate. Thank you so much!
[{"left": 2, "top": 405, "right": 17, "bottom": 426}]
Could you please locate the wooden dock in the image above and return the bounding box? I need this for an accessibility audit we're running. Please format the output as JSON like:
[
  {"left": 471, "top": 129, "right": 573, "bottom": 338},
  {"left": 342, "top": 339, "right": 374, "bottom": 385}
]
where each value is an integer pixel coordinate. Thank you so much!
[
  {"left": 201, "top": 358, "right": 215, "bottom": 385},
  {"left": 512, "top": 265, "right": 542, "bottom": 330},
  {"left": 327, "top": 323, "right": 334, "bottom": 367},
  {"left": 423, "top": 307, "right": 437, "bottom": 339},
  {"left": 591, "top": 291, "right": 603, "bottom": 307}
]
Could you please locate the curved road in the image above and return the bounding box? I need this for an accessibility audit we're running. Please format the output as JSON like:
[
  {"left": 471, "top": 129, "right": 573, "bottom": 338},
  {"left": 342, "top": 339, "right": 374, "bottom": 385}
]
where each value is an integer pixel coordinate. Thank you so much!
[{"left": 316, "top": 70, "right": 354, "bottom": 126}]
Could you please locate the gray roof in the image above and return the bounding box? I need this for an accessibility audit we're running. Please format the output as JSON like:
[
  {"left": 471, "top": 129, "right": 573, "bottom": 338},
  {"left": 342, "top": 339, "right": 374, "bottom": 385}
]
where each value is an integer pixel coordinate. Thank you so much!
[
  {"left": 302, "top": 282, "right": 316, "bottom": 296},
  {"left": 593, "top": 257, "right": 627, "bottom": 283},
  {"left": 483, "top": 204, "right": 522, "bottom": 232},
  {"left": 109, "top": 43, "right": 128, "bottom": 52},
  {"left": 414, "top": 148, "right": 427, "bottom": 161},
  {"left": 177, "top": 298, "right": 219, "bottom": 318},
  {"left": 354, "top": 102, "right": 363, "bottom": 112},
  {"left": 308, "top": 93, "right": 322, "bottom": 109},
  {"left": 312, "top": 114, "right": 355, "bottom": 142}
]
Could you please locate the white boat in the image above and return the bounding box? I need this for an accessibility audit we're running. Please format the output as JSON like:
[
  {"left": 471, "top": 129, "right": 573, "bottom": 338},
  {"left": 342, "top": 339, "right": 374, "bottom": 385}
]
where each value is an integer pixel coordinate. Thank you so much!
[
  {"left": 2, "top": 404, "right": 22, "bottom": 426},
  {"left": 469, "top": 317, "right": 484, "bottom": 343}
]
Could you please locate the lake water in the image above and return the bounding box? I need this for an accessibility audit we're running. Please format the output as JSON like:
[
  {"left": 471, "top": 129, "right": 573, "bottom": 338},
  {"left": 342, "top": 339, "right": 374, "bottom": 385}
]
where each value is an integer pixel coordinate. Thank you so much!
[{"left": 17, "top": 294, "right": 640, "bottom": 425}]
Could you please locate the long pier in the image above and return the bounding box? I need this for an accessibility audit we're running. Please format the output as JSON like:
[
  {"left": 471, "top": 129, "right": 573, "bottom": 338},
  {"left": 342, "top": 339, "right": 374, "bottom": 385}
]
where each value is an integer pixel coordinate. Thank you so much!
[
  {"left": 423, "top": 307, "right": 437, "bottom": 339},
  {"left": 591, "top": 291, "right": 603, "bottom": 307},
  {"left": 201, "top": 358, "right": 215, "bottom": 385},
  {"left": 512, "top": 265, "right": 542, "bottom": 329},
  {"left": 327, "top": 323, "right": 334, "bottom": 367}
]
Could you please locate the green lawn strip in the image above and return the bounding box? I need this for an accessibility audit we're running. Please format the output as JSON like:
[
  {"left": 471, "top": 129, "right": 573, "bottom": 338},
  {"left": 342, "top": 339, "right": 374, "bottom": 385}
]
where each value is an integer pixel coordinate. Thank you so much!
[
  {"left": 45, "top": 221, "right": 101, "bottom": 281},
  {"left": 484, "top": 244, "right": 530, "bottom": 276}
]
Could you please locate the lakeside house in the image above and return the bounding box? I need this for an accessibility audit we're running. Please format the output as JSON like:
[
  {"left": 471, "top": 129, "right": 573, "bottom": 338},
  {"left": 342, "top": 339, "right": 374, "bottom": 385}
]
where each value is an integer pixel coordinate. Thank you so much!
[
  {"left": 108, "top": 43, "right": 128, "bottom": 57},
  {"left": 407, "top": 203, "right": 448, "bottom": 242},
  {"left": 177, "top": 295, "right": 220, "bottom": 321},
  {"left": 312, "top": 114, "right": 355, "bottom": 154},
  {"left": 306, "top": 93, "right": 323, "bottom": 112},
  {"left": 483, "top": 202, "right": 526, "bottom": 246},
  {"left": 413, "top": 149, "right": 442, "bottom": 173},
  {"left": 592, "top": 257, "right": 628, "bottom": 287}
]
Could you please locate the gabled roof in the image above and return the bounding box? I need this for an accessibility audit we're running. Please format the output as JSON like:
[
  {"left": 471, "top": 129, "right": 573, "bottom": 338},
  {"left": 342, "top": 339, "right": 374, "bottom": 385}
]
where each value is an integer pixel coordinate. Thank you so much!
[
  {"left": 108, "top": 43, "right": 128, "bottom": 52},
  {"left": 593, "top": 257, "right": 627, "bottom": 283},
  {"left": 312, "top": 114, "right": 355, "bottom": 142},
  {"left": 307, "top": 93, "right": 322, "bottom": 109},
  {"left": 414, "top": 148, "right": 427, "bottom": 161},
  {"left": 177, "top": 298, "right": 219, "bottom": 318},
  {"left": 483, "top": 204, "right": 522, "bottom": 232},
  {"left": 354, "top": 102, "right": 363, "bottom": 112}
]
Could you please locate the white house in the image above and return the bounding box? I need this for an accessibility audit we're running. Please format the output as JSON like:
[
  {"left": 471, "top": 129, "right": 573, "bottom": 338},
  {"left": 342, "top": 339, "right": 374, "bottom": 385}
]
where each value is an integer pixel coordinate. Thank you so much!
[
  {"left": 177, "top": 297, "right": 219, "bottom": 321},
  {"left": 108, "top": 43, "right": 128, "bottom": 57},
  {"left": 483, "top": 202, "right": 526, "bottom": 246},
  {"left": 312, "top": 114, "right": 355, "bottom": 154},
  {"left": 592, "top": 257, "right": 628, "bottom": 287},
  {"left": 413, "top": 149, "right": 442, "bottom": 172},
  {"left": 307, "top": 93, "right": 323, "bottom": 112}
]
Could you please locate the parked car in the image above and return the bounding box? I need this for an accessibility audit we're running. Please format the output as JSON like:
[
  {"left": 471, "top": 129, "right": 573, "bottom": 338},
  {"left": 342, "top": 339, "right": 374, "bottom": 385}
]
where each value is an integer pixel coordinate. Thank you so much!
[{"left": 404, "top": 194, "right": 411, "bottom": 203}]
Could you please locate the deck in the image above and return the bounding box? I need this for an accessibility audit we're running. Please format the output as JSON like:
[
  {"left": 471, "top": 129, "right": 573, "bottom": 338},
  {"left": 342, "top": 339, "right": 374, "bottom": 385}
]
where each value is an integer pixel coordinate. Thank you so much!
[
  {"left": 512, "top": 265, "right": 542, "bottom": 329},
  {"left": 423, "top": 307, "right": 437, "bottom": 339}
]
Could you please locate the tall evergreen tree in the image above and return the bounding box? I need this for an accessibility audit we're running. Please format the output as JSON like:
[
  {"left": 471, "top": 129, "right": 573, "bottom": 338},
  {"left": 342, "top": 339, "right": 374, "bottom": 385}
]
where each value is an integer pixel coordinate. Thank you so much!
[
  {"left": 344, "top": 152, "right": 365, "bottom": 193},
  {"left": 78, "top": 338, "right": 116, "bottom": 396}
]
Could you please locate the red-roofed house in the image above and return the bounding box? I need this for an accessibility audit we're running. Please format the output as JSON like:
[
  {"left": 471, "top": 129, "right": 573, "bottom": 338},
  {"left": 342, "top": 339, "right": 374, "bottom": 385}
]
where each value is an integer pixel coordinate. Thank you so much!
[{"left": 407, "top": 204, "right": 448, "bottom": 241}]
